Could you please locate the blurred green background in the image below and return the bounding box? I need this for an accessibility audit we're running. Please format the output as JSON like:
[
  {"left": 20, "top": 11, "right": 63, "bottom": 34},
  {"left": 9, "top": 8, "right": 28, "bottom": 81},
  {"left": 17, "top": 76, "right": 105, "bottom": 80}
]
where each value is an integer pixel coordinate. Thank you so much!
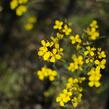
[{"left": 0, "top": 0, "right": 109, "bottom": 109}]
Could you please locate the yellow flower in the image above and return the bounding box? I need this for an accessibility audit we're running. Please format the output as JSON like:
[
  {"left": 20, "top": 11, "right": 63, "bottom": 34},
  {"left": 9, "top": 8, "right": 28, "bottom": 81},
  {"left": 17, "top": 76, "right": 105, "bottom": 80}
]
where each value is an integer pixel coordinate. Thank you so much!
[
  {"left": 70, "top": 34, "right": 82, "bottom": 44},
  {"left": 38, "top": 40, "right": 49, "bottom": 56},
  {"left": 48, "top": 69, "right": 58, "bottom": 81},
  {"left": 24, "top": 23, "right": 33, "bottom": 30},
  {"left": 98, "top": 50, "right": 106, "bottom": 59},
  {"left": 90, "top": 20, "right": 98, "bottom": 28},
  {"left": 85, "top": 58, "right": 94, "bottom": 63},
  {"left": 56, "top": 32, "right": 64, "bottom": 39},
  {"left": 74, "top": 55, "right": 84, "bottom": 66},
  {"left": 53, "top": 20, "right": 63, "bottom": 30},
  {"left": 50, "top": 36, "right": 59, "bottom": 43},
  {"left": 68, "top": 62, "right": 78, "bottom": 72},
  {"left": 10, "top": 0, "right": 18, "bottom": 9},
  {"left": 88, "top": 68, "right": 101, "bottom": 87},
  {"left": 62, "top": 24, "right": 72, "bottom": 35},
  {"left": 95, "top": 59, "right": 106, "bottom": 69},
  {"left": 50, "top": 48, "right": 61, "bottom": 62},
  {"left": 37, "top": 67, "right": 49, "bottom": 80},
  {"left": 16, "top": 5, "right": 27, "bottom": 16},
  {"left": 84, "top": 46, "right": 96, "bottom": 56},
  {"left": 85, "top": 20, "right": 99, "bottom": 40},
  {"left": 56, "top": 89, "right": 72, "bottom": 107},
  {"left": 43, "top": 51, "right": 51, "bottom": 61}
]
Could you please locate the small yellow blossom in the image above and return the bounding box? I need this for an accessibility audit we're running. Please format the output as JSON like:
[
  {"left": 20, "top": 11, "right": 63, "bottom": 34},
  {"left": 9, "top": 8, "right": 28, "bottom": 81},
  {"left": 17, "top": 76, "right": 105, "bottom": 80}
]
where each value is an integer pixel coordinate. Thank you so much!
[
  {"left": 24, "top": 16, "right": 37, "bottom": 31},
  {"left": 88, "top": 67, "right": 101, "bottom": 87},
  {"left": 90, "top": 20, "right": 98, "bottom": 28},
  {"left": 62, "top": 24, "right": 72, "bottom": 35},
  {"left": 70, "top": 34, "right": 82, "bottom": 44},
  {"left": 10, "top": 0, "right": 18, "bottom": 9},
  {"left": 85, "top": 58, "right": 94, "bottom": 63},
  {"left": 56, "top": 32, "right": 64, "bottom": 39},
  {"left": 16, "top": 5, "right": 27, "bottom": 16},
  {"left": 56, "top": 89, "right": 72, "bottom": 106},
  {"left": 97, "top": 49, "right": 106, "bottom": 59},
  {"left": 37, "top": 67, "right": 49, "bottom": 80},
  {"left": 53, "top": 20, "right": 63, "bottom": 30},
  {"left": 95, "top": 59, "right": 106, "bottom": 69},
  {"left": 84, "top": 46, "right": 96, "bottom": 56},
  {"left": 38, "top": 40, "right": 49, "bottom": 57}
]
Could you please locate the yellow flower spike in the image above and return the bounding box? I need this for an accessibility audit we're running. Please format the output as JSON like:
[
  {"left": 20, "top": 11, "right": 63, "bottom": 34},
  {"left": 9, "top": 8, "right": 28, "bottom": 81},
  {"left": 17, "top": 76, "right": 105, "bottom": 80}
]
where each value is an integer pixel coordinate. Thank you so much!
[
  {"left": 53, "top": 20, "right": 63, "bottom": 30},
  {"left": 62, "top": 24, "right": 72, "bottom": 35},
  {"left": 16, "top": 5, "right": 27, "bottom": 16}
]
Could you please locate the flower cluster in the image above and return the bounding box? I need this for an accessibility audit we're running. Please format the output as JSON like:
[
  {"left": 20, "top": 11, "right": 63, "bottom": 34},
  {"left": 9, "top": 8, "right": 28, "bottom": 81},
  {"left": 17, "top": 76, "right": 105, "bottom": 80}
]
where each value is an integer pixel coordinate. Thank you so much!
[
  {"left": 38, "top": 40, "right": 63, "bottom": 63},
  {"left": 85, "top": 20, "right": 99, "bottom": 40},
  {"left": 23, "top": 16, "right": 37, "bottom": 30},
  {"left": 37, "top": 19, "right": 107, "bottom": 108},
  {"left": 53, "top": 20, "right": 72, "bottom": 36},
  {"left": 10, "top": 0, "right": 28, "bottom": 16},
  {"left": 84, "top": 46, "right": 106, "bottom": 87},
  {"left": 56, "top": 77, "right": 85, "bottom": 108},
  {"left": 37, "top": 66, "right": 57, "bottom": 81}
]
